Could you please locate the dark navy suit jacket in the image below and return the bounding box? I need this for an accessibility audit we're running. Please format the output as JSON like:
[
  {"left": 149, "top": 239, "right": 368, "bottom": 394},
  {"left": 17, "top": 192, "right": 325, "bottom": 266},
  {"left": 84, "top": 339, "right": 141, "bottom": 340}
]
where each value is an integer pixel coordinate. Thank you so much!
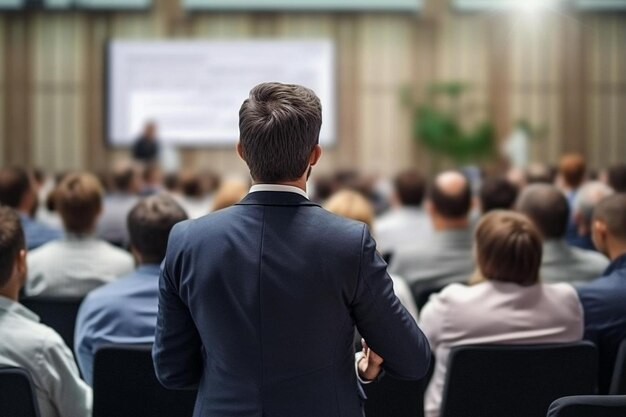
[{"left": 153, "top": 190, "right": 431, "bottom": 417}]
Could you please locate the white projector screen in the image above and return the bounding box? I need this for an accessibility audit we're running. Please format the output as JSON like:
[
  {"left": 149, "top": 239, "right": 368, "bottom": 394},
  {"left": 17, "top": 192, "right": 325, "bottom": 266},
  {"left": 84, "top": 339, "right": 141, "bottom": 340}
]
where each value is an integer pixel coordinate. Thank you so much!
[{"left": 107, "top": 40, "right": 336, "bottom": 147}]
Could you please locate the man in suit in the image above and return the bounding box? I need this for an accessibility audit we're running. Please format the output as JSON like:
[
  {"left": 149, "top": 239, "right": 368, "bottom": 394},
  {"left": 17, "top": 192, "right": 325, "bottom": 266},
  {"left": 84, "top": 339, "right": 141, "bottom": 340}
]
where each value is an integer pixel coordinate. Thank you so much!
[
  {"left": 577, "top": 194, "right": 626, "bottom": 393},
  {"left": 153, "top": 82, "right": 431, "bottom": 417},
  {"left": 516, "top": 184, "right": 608, "bottom": 284},
  {"left": 388, "top": 171, "right": 475, "bottom": 303}
]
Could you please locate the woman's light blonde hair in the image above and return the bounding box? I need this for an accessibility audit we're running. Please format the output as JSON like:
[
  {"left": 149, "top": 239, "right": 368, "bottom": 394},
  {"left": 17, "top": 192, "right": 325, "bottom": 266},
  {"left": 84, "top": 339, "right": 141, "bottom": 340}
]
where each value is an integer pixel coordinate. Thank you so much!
[{"left": 323, "top": 189, "right": 374, "bottom": 228}]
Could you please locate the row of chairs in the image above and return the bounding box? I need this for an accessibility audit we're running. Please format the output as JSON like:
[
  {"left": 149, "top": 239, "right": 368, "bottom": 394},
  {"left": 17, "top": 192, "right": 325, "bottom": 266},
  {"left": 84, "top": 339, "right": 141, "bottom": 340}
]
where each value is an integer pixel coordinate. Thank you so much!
[{"left": 2, "top": 342, "right": 626, "bottom": 417}]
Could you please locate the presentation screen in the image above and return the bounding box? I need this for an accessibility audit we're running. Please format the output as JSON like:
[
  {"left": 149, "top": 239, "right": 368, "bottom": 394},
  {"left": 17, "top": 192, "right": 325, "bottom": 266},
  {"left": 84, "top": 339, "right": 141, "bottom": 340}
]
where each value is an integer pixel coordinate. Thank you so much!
[{"left": 106, "top": 40, "right": 336, "bottom": 147}]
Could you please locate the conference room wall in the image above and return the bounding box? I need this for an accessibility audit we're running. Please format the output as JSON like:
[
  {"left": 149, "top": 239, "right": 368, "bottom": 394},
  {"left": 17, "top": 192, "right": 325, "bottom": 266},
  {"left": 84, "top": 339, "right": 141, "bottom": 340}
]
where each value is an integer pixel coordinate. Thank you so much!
[{"left": 0, "top": 0, "right": 624, "bottom": 175}]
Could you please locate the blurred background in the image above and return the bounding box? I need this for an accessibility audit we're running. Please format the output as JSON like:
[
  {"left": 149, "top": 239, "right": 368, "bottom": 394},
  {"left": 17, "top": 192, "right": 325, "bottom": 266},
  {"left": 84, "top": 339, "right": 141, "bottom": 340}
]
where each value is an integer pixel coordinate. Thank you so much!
[{"left": 0, "top": 0, "right": 624, "bottom": 177}]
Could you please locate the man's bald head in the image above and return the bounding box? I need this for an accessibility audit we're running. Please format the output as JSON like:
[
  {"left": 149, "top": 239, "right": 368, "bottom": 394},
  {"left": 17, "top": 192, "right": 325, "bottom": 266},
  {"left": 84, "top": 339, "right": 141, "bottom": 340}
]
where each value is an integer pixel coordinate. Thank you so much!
[
  {"left": 516, "top": 184, "right": 569, "bottom": 239},
  {"left": 429, "top": 171, "right": 472, "bottom": 219}
]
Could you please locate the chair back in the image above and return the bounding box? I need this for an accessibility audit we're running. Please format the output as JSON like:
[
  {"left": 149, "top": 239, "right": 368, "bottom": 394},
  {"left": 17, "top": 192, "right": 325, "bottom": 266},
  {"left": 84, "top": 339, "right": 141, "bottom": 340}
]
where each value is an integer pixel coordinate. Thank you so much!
[
  {"left": 93, "top": 344, "right": 197, "bottom": 417},
  {"left": 547, "top": 395, "right": 626, "bottom": 417},
  {"left": 441, "top": 342, "right": 598, "bottom": 417},
  {"left": 20, "top": 297, "right": 83, "bottom": 351},
  {"left": 0, "top": 367, "right": 41, "bottom": 417},
  {"left": 610, "top": 339, "right": 626, "bottom": 395}
]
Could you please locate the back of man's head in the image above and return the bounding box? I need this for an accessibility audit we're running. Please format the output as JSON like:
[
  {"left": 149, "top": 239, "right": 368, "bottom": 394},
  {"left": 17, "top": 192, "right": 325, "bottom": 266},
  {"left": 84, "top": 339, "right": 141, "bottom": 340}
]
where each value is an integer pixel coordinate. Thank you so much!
[
  {"left": 0, "top": 206, "right": 25, "bottom": 288},
  {"left": 573, "top": 181, "right": 614, "bottom": 229},
  {"left": 479, "top": 176, "right": 518, "bottom": 213},
  {"left": 0, "top": 167, "right": 32, "bottom": 210},
  {"left": 516, "top": 183, "right": 569, "bottom": 240},
  {"left": 394, "top": 169, "right": 425, "bottom": 207},
  {"left": 127, "top": 194, "right": 188, "bottom": 264},
  {"left": 428, "top": 171, "right": 472, "bottom": 220},
  {"left": 593, "top": 194, "right": 626, "bottom": 243},
  {"left": 608, "top": 163, "right": 626, "bottom": 193},
  {"left": 55, "top": 172, "right": 103, "bottom": 234},
  {"left": 238, "top": 82, "right": 322, "bottom": 182},
  {"left": 112, "top": 166, "right": 139, "bottom": 193},
  {"left": 526, "top": 163, "right": 554, "bottom": 184},
  {"left": 558, "top": 153, "right": 586, "bottom": 189}
]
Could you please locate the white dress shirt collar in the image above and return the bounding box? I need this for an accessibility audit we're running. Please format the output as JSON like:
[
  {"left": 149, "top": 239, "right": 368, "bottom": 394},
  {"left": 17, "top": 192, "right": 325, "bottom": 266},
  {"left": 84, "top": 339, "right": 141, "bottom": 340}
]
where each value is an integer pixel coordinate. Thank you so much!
[
  {"left": 0, "top": 295, "right": 40, "bottom": 322},
  {"left": 249, "top": 184, "right": 309, "bottom": 200}
]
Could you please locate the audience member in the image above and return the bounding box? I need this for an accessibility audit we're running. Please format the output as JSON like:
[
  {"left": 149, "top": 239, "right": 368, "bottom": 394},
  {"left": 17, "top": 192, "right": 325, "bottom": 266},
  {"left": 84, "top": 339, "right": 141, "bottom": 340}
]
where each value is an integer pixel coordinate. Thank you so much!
[
  {"left": 420, "top": 210, "right": 583, "bottom": 417},
  {"left": 389, "top": 171, "right": 475, "bottom": 298},
  {"left": 569, "top": 181, "right": 613, "bottom": 251},
  {"left": 526, "top": 163, "right": 554, "bottom": 184},
  {"left": 139, "top": 163, "right": 163, "bottom": 196},
  {"left": 606, "top": 163, "right": 626, "bottom": 193},
  {"left": 0, "top": 167, "right": 62, "bottom": 249},
  {"left": 577, "top": 194, "right": 626, "bottom": 393},
  {"left": 97, "top": 164, "right": 141, "bottom": 247},
  {"left": 558, "top": 153, "right": 587, "bottom": 201},
  {"left": 26, "top": 172, "right": 134, "bottom": 297},
  {"left": 517, "top": 184, "right": 608, "bottom": 283},
  {"left": 0, "top": 206, "right": 91, "bottom": 417},
  {"left": 75, "top": 194, "right": 187, "bottom": 385},
  {"left": 175, "top": 170, "right": 212, "bottom": 219},
  {"left": 324, "top": 189, "right": 419, "bottom": 320},
  {"left": 211, "top": 179, "right": 249, "bottom": 211},
  {"left": 479, "top": 176, "right": 518, "bottom": 213},
  {"left": 374, "top": 169, "right": 432, "bottom": 256}
]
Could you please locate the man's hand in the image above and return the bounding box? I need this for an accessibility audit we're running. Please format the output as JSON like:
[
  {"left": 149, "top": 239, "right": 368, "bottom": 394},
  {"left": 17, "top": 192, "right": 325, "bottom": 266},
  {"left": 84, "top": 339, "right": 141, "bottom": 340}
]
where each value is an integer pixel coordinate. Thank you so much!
[{"left": 357, "top": 339, "right": 384, "bottom": 381}]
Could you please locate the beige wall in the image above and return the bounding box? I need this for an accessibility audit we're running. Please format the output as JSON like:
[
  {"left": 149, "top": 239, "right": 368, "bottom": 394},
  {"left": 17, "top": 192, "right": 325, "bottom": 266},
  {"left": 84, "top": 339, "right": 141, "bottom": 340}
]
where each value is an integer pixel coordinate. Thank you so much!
[{"left": 0, "top": 1, "right": 625, "bottom": 176}]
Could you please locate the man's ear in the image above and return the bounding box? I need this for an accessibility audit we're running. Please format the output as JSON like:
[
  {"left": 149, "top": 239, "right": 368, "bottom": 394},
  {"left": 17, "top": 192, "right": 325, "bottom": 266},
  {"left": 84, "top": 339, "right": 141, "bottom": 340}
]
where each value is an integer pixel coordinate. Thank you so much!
[
  {"left": 591, "top": 219, "right": 607, "bottom": 251},
  {"left": 236, "top": 142, "right": 245, "bottom": 161},
  {"left": 425, "top": 199, "right": 434, "bottom": 216},
  {"left": 15, "top": 249, "right": 27, "bottom": 285},
  {"left": 309, "top": 145, "right": 322, "bottom": 167}
]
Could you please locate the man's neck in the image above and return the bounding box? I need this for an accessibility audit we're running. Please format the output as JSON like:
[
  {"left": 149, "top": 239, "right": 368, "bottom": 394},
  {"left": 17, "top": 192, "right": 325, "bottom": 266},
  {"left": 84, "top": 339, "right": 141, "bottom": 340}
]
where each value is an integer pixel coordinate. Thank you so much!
[
  {"left": 432, "top": 218, "right": 469, "bottom": 231},
  {"left": 608, "top": 244, "right": 626, "bottom": 262},
  {"left": 0, "top": 284, "right": 19, "bottom": 302},
  {"left": 254, "top": 179, "right": 307, "bottom": 193}
]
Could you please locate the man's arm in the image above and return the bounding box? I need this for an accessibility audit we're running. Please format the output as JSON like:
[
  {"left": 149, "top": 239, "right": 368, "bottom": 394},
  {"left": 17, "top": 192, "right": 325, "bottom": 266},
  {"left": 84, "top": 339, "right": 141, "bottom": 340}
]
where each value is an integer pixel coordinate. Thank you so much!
[
  {"left": 351, "top": 226, "right": 431, "bottom": 381},
  {"left": 152, "top": 226, "right": 203, "bottom": 390}
]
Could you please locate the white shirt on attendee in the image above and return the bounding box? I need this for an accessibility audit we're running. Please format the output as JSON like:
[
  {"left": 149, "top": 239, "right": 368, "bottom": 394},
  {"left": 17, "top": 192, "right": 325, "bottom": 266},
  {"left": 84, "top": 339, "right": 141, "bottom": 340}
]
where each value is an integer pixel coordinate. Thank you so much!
[
  {"left": 419, "top": 280, "right": 583, "bottom": 417},
  {"left": 374, "top": 207, "right": 432, "bottom": 256},
  {"left": 25, "top": 235, "right": 134, "bottom": 298},
  {"left": 0, "top": 296, "right": 92, "bottom": 417}
]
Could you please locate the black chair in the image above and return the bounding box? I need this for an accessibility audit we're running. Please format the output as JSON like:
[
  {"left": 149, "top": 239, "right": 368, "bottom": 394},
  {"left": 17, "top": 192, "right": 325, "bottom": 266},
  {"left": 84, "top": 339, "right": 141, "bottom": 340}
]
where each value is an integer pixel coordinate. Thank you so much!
[
  {"left": 412, "top": 281, "right": 450, "bottom": 311},
  {"left": 93, "top": 344, "right": 197, "bottom": 417},
  {"left": 440, "top": 342, "right": 598, "bottom": 417},
  {"left": 610, "top": 339, "right": 626, "bottom": 394},
  {"left": 20, "top": 296, "right": 83, "bottom": 352},
  {"left": 0, "top": 367, "right": 42, "bottom": 417},
  {"left": 547, "top": 395, "right": 626, "bottom": 417}
]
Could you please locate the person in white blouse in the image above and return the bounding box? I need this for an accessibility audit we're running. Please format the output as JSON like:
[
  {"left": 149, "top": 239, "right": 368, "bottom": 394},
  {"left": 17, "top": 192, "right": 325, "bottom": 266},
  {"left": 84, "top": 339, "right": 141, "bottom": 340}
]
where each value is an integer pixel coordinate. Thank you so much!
[
  {"left": 0, "top": 206, "right": 91, "bottom": 417},
  {"left": 26, "top": 172, "right": 134, "bottom": 298},
  {"left": 419, "top": 210, "right": 583, "bottom": 417}
]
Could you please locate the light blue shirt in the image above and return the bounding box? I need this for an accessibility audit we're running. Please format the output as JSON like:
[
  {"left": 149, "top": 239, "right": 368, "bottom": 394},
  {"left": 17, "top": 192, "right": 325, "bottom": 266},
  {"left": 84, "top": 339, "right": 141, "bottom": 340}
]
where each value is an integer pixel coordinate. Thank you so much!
[
  {"left": 20, "top": 213, "right": 62, "bottom": 250},
  {"left": 74, "top": 264, "right": 160, "bottom": 385}
]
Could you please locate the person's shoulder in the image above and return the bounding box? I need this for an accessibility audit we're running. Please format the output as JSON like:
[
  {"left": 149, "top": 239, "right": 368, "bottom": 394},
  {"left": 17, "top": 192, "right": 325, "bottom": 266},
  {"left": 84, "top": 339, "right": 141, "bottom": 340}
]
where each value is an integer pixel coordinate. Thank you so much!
[
  {"left": 569, "top": 246, "right": 609, "bottom": 265},
  {"left": 27, "top": 239, "right": 62, "bottom": 260},
  {"left": 97, "top": 240, "right": 134, "bottom": 261}
]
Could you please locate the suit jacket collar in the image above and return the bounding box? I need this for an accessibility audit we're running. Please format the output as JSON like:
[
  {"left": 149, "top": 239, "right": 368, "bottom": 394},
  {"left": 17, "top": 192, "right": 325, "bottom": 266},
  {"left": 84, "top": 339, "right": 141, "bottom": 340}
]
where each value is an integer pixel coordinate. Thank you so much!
[{"left": 236, "top": 191, "right": 321, "bottom": 207}]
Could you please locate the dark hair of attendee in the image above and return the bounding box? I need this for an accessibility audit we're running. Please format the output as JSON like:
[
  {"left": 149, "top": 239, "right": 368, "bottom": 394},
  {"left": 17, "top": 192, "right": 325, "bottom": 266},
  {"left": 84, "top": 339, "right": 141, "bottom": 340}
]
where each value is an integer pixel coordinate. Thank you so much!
[
  {"left": 0, "top": 206, "right": 25, "bottom": 287},
  {"left": 127, "top": 194, "right": 188, "bottom": 264},
  {"left": 112, "top": 167, "right": 136, "bottom": 192},
  {"left": 394, "top": 169, "right": 425, "bottom": 207},
  {"left": 55, "top": 172, "right": 103, "bottom": 234},
  {"left": 429, "top": 172, "right": 472, "bottom": 218},
  {"left": 516, "top": 184, "right": 569, "bottom": 239},
  {"left": 559, "top": 153, "right": 586, "bottom": 188},
  {"left": 31, "top": 168, "right": 45, "bottom": 187},
  {"left": 608, "top": 163, "right": 626, "bottom": 193},
  {"left": 163, "top": 173, "right": 179, "bottom": 192},
  {"left": 0, "top": 167, "right": 32, "bottom": 209},
  {"left": 238, "top": 82, "right": 322, "bottom": 182},
  {"left": 313, "top": 175, "right": 336, "bottom": 202},
  {"left": 526, "top": 164, "right": 553, "bottom": 184},
  {"left": 475, "top": 210, "right": 542, "bottom": 286},
  {"left": 480, "top": 176, "right": 518, "bottom": 213},
  {"left": 593, "top": 194, "right": 626, "bottom": 241},
  {"left": 179, "top": 172, "right": 203, "bottom": 198}
]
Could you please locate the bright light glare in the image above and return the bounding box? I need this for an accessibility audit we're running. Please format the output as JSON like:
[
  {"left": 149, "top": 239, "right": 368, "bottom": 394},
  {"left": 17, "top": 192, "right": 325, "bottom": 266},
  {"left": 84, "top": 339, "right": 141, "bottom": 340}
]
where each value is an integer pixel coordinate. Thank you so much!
[{"left": 514, "top": 0, "right": 560, "bottom": 14}]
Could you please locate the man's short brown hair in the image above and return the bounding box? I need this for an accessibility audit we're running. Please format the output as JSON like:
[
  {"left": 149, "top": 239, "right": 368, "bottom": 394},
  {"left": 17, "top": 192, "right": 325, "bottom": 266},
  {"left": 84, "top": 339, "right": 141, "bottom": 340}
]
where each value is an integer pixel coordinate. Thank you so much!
[
  {"left": 0, "top": 167, "right": 32, "bottom": 209},
  {"left": 516, "top": 184, "right": 570, "bottom": 239},
  {"left": 239, "top": 82, "right": 322, "bottom": 182},
  {"left": 593, "top": 194, "right": 626, "bottom": 242},
  {"left": 475, "top": 210, "right": 542, "bottom": 286},
  {"left": 559, "top": 153, "right": 586, "bottom": 188},
  {"left": 0, "top": 206, "right": 25, "bottom": 287},
  {"left": 55, "top": 172, "right": 103, "bottom": 234},
  {"left": 394, "top": 169, "right": 425, "bottom": 207}
]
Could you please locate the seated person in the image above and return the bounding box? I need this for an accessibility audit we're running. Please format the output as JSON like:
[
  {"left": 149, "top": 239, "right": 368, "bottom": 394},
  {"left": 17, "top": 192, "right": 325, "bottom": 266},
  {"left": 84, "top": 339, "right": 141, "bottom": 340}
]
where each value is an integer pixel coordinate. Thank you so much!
[
  {"left": 25, "top": 172, "right": 134, "bottom": 298},
  {"left": 324, "top": 189, "right": 418, "bottom": 320},
  {"left": 569, "top": 181, "right": 613, "bottom": 251},
  {"left": 420, "top": 210, "right": 583, "bottom": 417},
  {"left": 74, "top": 194, "right": 187, "bottom": 385},
  {"left": 0, "top": 167, "right": 62, "bottom": 249},
  {"left": 0, "top": 206, "right": 91, "bottom": 417},
  {"left": 479, "top": 176, "right": 518, "bottom": 214},
  {"left": 516, "top": 184, "right": 608, "bottom": 283},
  {"left": 577, "top": 194, "right": 626, "bottom": 393}
]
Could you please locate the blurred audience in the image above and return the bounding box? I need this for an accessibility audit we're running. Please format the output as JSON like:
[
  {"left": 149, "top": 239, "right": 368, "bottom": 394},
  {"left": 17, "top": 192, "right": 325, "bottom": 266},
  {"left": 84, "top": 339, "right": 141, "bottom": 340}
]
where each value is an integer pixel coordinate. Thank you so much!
[
  {"left": 389, "top": 171, "right": 475, "bottom": 300},
  {"left": 97, "top": 164, "right": 141, "bottom": 247},
  {"left": 569, "top": 181, "right": 614, "bottom": 251},
  {"left": 577, "top": 194, "right": 626, "bottom": 393},
  {"left": 479, "top": 176, "right": 518, "bottom": 214},
  {"left": 558, "top": 153, "right": 587, "bottom": 202},
  {"left": 26, "top": 172, "right": 134, "bottom": 298},
  {"left": 0, "top": 167, "right": 62, "bottom": 249},
  {"left": 211, "top": 179, "right": 249, "bottom": 211},
  {"left": 0, "top": 206, "right": 91, "bottom": 417},
  {"left": 175, "top": 170, "right": 213, "bottom": 219},
  {"left": 526, "top": 163, "right": 554, "bottom": 184},
  {"left": 324, "top": 189, "right": 418, "bottom": 320},
  {"left": 420, "top": 210, "right": 583, "bottom": 417},
  {"left": 75, "top": 194, "right": 187, "bottom": 385},
  {"left": 374, "top": 169, "right": 431, "bottom": 257},
  {"left": 606, "top": 163, "right": 626, "bottom": 193},
  {"left": 516, "top": 184, "right": 608, "bottom": 283},
  {"left": 139, "top": 163, "right": 163, "bottom": 196}
]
